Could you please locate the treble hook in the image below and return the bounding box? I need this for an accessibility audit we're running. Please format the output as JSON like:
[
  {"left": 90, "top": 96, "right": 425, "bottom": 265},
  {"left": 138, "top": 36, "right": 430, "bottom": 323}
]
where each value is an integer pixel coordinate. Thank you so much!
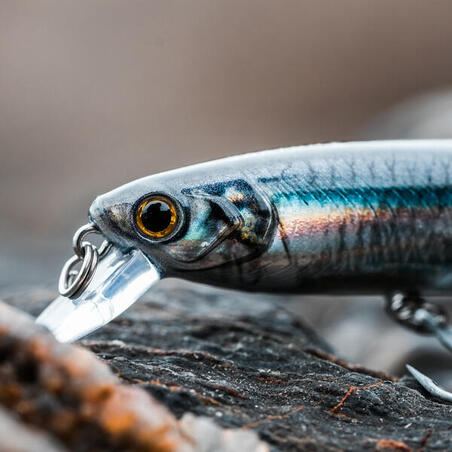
[
  {"left": 386, "top": 293, "right": 452, "bottom": 403},
  {"left": 405, "top": 307, "right": 452, "bottom": 402}
]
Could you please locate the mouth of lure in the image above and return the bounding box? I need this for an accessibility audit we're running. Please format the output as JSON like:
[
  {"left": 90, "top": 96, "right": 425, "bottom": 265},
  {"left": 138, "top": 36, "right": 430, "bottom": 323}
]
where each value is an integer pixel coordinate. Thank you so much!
[{"left": 36, "top": 225, "right": 161, "bottom": 342}]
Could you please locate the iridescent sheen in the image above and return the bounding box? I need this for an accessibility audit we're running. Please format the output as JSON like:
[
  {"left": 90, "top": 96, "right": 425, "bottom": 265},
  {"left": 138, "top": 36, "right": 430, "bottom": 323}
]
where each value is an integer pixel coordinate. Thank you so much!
[{"left": 89, "top": 140, "right": 452, "bottom": 295}]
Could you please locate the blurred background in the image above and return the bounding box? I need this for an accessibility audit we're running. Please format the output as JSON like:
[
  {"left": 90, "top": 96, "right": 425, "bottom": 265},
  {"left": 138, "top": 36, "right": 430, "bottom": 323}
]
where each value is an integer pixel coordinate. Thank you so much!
[{"left": 2, "top": 0, "right": 452, "bottom": 377}]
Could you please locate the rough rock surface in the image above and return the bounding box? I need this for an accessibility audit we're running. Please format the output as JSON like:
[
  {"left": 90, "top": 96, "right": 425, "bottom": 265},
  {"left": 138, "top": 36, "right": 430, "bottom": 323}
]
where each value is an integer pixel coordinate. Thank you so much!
[{"left": 5, "top": 280, "right": 452, "bottom": 451}]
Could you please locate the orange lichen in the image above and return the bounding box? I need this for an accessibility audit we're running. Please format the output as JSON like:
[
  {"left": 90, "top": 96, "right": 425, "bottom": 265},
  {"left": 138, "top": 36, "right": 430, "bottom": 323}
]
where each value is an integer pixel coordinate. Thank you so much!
[
  {"left": 27, "top": 337, "right": 51, "bottom": 361},
  {"left": 331, "top": 386, "right": 358, "bottom": 414},
  {"left": 102, "top": 411, "right": 137, "bottom": 434},
  {"left": 0, "top": 383, "right": 22, "bottom": 404},
  {"left": 376, "top": 439, "right": 412, "bottom": 451},
  {"left": 331, "top": 381, "right": 384, "bottom": 414},
  {"left": 81, "top": 383, "right": 115, "bottom": 403},
  {"left": 50, "top": 409, "right": 77, "bottom": 434},
  {"left": 258, "top": 376, "right": 288, "bottom": 384},
  {"left": 241, "top": 406, "right": 305, "bottom": 429},
  {"left": 14, "top": 400, "right": 34, "bottom": 418}
]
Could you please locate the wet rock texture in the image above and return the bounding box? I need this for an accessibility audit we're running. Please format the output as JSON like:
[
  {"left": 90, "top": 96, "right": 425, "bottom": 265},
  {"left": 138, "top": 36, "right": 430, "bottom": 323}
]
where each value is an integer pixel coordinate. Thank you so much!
[{"left": 5, "top": 280, "right": 452, "bottom": 451}]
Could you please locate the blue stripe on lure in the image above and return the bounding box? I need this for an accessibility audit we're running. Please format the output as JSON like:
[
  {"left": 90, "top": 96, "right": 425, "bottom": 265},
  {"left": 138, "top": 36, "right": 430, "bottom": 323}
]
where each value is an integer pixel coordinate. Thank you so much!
[{"left": 37, "top": 140, "right": 452, "bottom": 402}]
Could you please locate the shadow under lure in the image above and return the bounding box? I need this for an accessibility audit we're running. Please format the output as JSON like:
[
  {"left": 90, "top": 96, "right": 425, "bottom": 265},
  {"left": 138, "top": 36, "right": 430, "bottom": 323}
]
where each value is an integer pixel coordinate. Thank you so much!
[{"left": 37, "top": 140, "right": 452, "bottom": 402}]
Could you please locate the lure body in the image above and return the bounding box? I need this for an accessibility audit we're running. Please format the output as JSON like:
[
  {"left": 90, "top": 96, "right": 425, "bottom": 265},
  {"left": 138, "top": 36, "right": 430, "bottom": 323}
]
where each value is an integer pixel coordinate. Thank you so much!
[{"left": 90, "top": 140, "right": 452, "bottom": 295}]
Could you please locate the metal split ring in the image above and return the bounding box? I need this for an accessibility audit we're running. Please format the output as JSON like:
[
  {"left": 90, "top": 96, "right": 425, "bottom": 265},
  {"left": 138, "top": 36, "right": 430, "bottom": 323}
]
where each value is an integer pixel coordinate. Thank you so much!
[
  {"left": 72, "top": 223, "right": 111, "bottom": 259},
  {"left": 59, "top": 223, "right": 112, "bottom": 299}
]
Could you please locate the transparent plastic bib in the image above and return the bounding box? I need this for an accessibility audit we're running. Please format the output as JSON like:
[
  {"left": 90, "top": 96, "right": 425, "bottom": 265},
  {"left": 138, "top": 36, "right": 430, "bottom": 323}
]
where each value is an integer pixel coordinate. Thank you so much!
[{"left": 36, "top": 248, "right": 160, "bottom": 342}]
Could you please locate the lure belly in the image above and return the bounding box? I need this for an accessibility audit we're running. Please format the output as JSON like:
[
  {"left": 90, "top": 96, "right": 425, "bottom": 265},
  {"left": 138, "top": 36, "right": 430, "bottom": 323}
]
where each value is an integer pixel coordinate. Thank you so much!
[{"left": 37, "top": 140, "right": 452, "bottom": 401}]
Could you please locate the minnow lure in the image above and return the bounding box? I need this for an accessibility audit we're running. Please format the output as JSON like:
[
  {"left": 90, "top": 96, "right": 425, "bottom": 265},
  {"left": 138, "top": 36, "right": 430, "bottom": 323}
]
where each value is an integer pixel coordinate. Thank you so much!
[{"left": 37, "top": 140, "right": 452, "bottom": 401}]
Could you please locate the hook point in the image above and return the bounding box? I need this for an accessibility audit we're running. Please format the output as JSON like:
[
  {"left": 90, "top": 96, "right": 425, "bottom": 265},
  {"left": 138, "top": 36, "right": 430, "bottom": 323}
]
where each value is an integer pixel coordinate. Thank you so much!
[{"left": 406, "top": 364, "right": 452, "bottom": 403}]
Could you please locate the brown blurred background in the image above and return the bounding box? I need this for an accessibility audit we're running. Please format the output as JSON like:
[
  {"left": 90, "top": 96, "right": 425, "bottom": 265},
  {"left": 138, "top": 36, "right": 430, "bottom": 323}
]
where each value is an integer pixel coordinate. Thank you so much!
[{"left": 2, "top": 1, "right": 452, "bottom": 374}]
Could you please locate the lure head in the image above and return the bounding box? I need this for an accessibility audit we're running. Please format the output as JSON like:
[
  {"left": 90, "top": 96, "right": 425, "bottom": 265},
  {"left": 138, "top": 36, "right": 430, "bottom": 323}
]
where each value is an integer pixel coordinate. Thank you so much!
[
  {"left": 36, "top": 162, "right": 275, "bottom": 343},
  {"left": 89, "top": 165, "right": 275, "bottom": 281}
]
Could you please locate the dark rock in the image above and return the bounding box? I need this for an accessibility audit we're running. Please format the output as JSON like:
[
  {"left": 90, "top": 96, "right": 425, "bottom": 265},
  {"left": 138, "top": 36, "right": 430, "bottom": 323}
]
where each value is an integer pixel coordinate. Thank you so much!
[{"left": 4, "top": 280, "right": 452, "bottom": 451}]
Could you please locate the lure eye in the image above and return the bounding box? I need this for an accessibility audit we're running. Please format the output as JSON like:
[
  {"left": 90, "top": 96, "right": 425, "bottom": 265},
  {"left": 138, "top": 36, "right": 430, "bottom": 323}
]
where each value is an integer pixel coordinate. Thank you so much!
[{"left": 136, "top": 196, "right": 178, "bottom": 239}]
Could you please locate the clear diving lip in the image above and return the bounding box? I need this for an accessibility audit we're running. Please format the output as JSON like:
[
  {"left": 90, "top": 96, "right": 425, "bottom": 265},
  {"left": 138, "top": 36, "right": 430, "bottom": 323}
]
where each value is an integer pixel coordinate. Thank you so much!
[{"left": 36, "top": 248, "right": 161, "bottom": 343}]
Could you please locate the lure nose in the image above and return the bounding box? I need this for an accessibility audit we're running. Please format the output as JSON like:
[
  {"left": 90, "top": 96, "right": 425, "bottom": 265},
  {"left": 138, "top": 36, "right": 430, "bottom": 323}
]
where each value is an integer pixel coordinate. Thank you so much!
[
  {"left": 36, "top": 247, "right": 161, "bottom": 342},
  {"left": 88, "top": 177, "right": 148, "bottom": 250},
  {"left": 88, "top": 193, "right": 132, "bottom": 248}
]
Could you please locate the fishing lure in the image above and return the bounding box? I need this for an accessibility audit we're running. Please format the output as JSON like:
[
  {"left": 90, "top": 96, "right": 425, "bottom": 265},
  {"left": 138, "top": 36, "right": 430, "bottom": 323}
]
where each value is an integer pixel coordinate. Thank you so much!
[{"left": 37, "top": 140, "right": 452, "bottom": 402}]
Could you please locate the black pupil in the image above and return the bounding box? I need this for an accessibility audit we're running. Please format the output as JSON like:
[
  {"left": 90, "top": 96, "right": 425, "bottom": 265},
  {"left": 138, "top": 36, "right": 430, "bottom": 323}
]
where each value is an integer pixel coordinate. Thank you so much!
[{"left": 141, "top": 200, "right": 172, "bottom": 233}]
